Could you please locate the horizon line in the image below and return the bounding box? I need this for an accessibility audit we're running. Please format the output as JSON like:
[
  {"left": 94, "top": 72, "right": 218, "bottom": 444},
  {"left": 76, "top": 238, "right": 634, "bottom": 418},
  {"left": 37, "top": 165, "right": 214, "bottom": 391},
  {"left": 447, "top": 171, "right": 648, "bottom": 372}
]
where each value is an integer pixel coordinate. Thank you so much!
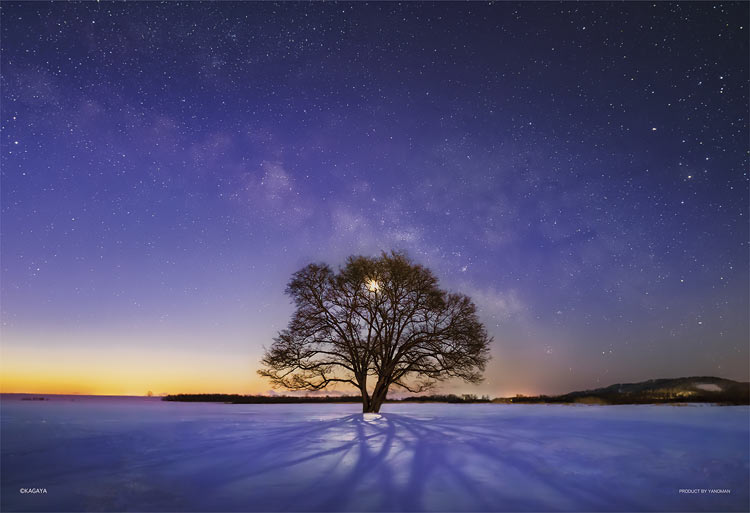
[{"left": 3, "top": 374, "right": 747, "bottom": 400}]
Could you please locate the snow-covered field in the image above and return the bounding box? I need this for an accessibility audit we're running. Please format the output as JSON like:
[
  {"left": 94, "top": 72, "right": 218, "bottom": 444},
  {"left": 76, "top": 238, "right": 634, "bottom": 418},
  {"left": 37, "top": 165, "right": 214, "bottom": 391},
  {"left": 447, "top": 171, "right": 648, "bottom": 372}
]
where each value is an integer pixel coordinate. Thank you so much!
[{"left": 1, "top": 396, "right": 747, "bottom": 512}]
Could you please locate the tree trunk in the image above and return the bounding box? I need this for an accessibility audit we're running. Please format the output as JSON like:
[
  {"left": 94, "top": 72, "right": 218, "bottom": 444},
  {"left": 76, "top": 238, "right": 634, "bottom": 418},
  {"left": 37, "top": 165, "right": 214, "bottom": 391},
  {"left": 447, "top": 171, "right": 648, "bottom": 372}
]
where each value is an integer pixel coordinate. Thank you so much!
[
  {"left": 361, "top": 393, "right": 371, "bottom": 413},
  {"left": 364, "top": 382, "right": 389, "bottom": 413},
  {"left": 369, "top": 396, "right": 384, "bottom": 413},
  {"left": 362, "top": 391, "right": 382, "bottom": 413}
]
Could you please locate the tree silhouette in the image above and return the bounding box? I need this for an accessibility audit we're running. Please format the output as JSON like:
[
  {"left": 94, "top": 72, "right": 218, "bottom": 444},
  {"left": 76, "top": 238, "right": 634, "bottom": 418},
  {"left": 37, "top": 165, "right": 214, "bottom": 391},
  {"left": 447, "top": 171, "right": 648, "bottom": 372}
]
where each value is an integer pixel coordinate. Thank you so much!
[{"left": 258, "top": 252, "right": 492, "bottom": 413}]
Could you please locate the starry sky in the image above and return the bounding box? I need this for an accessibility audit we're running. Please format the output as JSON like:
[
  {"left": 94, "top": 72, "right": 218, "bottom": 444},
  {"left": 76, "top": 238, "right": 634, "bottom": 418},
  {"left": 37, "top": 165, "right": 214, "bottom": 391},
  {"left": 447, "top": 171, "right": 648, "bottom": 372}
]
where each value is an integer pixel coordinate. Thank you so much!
[{"left": 1, "top": 2, "right": 748, "bottom": 397}]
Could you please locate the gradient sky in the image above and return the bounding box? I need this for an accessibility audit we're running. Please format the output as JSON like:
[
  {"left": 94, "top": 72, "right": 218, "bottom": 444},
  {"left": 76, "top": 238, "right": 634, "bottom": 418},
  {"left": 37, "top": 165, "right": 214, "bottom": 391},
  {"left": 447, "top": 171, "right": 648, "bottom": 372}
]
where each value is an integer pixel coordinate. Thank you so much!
[{"left": 1, "top": 2, "right": 748, "bottom": 397}]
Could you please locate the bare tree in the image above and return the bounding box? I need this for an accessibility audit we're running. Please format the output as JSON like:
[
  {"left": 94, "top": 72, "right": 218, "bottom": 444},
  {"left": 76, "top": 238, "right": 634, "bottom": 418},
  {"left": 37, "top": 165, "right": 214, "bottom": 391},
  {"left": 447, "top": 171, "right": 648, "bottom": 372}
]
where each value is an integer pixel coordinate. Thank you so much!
[{"left": 258, "top": 252, "right": 492, "bottom": 413}]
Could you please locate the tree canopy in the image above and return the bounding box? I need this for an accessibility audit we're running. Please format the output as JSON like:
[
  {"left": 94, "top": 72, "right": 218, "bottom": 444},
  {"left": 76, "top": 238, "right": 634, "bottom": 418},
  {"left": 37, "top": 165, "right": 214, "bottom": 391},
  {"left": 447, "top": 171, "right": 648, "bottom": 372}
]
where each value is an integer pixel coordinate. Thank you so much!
[{"left": 258, "top": 252, "right": 492, "bottom": 413}]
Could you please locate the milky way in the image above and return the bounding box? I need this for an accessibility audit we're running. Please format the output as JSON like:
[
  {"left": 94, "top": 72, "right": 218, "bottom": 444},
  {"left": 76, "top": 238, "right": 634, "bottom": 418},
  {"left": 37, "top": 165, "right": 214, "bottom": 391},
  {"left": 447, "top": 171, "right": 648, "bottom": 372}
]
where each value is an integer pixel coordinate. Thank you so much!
[{"left": 1, "top": 2, "right": 747, "bottom": 396}]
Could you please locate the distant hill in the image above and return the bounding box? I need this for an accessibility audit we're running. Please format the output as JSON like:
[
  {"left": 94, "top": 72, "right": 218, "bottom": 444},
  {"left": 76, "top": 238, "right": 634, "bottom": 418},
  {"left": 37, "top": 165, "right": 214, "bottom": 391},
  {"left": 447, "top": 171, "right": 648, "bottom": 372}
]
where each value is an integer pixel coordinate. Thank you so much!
[{"left": 496, "top": 376, "right": 749, "bottom": 405}]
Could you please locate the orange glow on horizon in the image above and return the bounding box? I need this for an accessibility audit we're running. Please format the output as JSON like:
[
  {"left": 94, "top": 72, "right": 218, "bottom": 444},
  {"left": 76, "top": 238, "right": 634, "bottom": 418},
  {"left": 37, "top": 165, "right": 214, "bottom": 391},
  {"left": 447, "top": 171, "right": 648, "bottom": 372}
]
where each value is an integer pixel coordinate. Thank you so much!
[
  {"left": 1, "top": 332, "right": 526, "bottom": 398},
  {"left": 0, "top": 342, "right": 268, "bottom": 396}
]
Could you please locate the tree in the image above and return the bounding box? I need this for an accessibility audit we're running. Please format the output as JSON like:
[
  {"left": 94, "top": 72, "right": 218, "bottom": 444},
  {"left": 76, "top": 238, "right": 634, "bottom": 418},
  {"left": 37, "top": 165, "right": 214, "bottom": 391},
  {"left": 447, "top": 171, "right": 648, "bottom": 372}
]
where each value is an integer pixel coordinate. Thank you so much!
[{"left": 258, "top": 251, "right": 492, "bottom": 413}]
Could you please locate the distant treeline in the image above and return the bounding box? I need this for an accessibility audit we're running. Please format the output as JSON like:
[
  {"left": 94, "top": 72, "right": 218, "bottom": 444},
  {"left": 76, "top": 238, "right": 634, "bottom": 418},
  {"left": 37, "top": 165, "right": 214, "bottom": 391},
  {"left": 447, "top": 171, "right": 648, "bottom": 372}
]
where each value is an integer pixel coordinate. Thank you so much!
[
  {"left": 163, "top": 393, "right": 492, "bottom": 404},
  {"left": 163, "top": 394, "right": 361, "bottom": 404},
  {"left": 402, "top": 394, "right": 492, "bottom": 403}
]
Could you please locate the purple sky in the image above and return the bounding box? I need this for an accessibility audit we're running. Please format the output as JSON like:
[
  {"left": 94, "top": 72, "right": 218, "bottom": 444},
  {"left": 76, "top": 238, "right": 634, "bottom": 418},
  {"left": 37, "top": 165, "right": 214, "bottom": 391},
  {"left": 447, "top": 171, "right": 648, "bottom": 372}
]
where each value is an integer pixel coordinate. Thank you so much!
[{"left": 1, "top": 2, "right": 748, "bottom": 396}]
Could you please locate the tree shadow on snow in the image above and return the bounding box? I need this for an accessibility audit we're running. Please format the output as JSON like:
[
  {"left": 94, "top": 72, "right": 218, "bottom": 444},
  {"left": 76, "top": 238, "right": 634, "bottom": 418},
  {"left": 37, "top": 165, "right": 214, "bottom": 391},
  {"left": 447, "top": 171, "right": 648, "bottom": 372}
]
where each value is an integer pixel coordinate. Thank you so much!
[
  {"left": 178, "top": 411, "right": 656, "bottom": 512},
  {"left": 20, "top": 408, "right": 742, "bottom": 512}
]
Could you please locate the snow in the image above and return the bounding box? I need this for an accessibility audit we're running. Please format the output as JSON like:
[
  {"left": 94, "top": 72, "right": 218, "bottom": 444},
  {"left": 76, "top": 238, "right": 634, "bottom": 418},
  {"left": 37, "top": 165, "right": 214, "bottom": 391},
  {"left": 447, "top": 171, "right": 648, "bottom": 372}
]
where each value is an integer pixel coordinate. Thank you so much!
[
  {"left": 694, "top": 383, "right": 722, "bottom": 392},
  {"left": 1, "top": 396, "right": 748, "bottom": 512}
]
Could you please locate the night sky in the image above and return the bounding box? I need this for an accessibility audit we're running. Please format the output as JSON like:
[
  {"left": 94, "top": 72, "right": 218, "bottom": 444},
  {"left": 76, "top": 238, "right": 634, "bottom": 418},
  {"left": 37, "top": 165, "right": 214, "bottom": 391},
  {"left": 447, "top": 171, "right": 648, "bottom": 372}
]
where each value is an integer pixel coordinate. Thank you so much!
[{"left": 1, "top": 2, "right": 748, "bottom": 396}]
